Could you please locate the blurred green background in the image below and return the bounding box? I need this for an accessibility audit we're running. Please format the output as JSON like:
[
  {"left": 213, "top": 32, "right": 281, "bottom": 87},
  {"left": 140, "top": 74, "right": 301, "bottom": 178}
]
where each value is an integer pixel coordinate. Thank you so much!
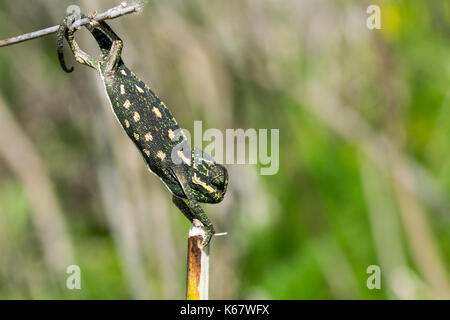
[{"left": 0, "top": 0, "right": 449, "bottom": 299}]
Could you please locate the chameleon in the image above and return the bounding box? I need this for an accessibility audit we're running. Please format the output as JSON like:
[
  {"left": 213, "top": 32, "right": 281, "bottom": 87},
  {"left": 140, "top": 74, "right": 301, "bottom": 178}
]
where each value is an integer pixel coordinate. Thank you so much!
[{"left": 56, "top": 13, "right": 228, "bottom": 246}]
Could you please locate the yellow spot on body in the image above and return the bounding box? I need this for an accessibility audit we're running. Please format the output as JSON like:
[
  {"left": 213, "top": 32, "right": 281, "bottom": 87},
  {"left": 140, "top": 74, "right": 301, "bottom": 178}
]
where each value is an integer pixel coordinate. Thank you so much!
[
  {"left": 168, "top": 129, "right": 175, "bottom": 140},
  {"left": 157, "top": 150, "right": 166, "bottom": 161},
  {"left": 135, "top": 85, "right": 144, "bottom": 93},
  {"left": 192, "top": 173, "right": 216, "bottom": 193},
  {"left": 120, "top": 84, "right": 125, "bottom": 94},
  {"left": 152, "top": 106, "right": 162, "bottom": 118},
  {"left": 145, "top": 132, "right": 153, "bottom": 141},
  {"left": 133, "top": 132, "right": 139, "bottom": 140},
  {"left": 133, "top": 112, "right": 140, "bottom": 122},
  {"left": 123, "top": 99, "right": 131, "bottom": 109},
  {"left": 124, "top": 119, "right": 130, "bottom": 128},
  {"left": 177, "top": 150, "right": 191, "bottom": 165},
  {"left": 143, "top": 149, "right": 150, "bottom": 157},
  {"left": 120, "top": 69, "right": 127, "bottom": 76}
]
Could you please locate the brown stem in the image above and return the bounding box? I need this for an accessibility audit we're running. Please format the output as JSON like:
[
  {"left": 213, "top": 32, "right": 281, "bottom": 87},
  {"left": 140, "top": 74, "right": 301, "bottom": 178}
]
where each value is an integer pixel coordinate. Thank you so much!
[{"left": 186, "top": 220, "right": 210, "bottom": 300}]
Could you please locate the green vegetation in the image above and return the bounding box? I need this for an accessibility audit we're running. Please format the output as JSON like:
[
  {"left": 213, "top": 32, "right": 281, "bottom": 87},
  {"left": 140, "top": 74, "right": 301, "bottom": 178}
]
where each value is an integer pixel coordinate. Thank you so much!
[{"left": 0, "top": 0, "right": 449, "bottom": 299}]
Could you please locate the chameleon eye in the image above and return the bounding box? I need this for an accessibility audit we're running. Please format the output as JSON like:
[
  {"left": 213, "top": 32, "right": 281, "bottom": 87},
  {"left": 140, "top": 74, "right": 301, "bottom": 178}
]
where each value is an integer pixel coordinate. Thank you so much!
[
  {"left": 211, "top": 176, "right": 223, "bottom": 187},
  {"left": 211, "top": 168, "right": 226, "bottom": 187},
  {"left": 210, "top": 164, "right": 227, "bottom": 187}
]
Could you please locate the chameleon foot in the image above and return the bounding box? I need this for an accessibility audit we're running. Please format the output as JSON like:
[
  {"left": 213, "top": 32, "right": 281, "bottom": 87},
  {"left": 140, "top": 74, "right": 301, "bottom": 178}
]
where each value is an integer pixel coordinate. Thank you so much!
[
  {"left": 202, "top": 226, "right": 215, "bottom": 248},
  {"left": 192, "top": 219, "right": 215, "bottom": 248}
]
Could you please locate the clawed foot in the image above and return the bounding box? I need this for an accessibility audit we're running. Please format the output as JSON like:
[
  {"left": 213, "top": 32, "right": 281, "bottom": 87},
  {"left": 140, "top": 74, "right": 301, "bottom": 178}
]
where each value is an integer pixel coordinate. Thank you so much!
[
  {"left": 192, "top": 219, "right": 215, "bottom": 248},
  {"left": 198, "top": 224, "right": 228, "bottom": 247},
  {"left": 201, "top": 226, "right": 215, "bottom": 248}
]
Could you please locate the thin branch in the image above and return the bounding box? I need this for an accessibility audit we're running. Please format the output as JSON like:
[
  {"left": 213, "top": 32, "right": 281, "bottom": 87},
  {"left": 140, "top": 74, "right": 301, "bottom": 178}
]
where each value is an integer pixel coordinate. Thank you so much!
[
  {"left": 0, "top": 1, "right": 144, "bottom": 47},
  {"left": 186, "top": 220, "right": 210, "bottom": 300}
]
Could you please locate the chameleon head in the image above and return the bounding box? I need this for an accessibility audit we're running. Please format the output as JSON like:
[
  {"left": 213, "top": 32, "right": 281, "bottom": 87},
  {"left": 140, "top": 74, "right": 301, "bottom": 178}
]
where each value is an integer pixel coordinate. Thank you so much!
[{"left": 190, "top": 148, "right": 228, "bottom": 203}]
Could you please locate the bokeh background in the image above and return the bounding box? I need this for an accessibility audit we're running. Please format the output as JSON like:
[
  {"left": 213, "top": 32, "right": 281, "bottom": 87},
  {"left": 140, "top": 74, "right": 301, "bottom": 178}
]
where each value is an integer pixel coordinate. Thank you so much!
[{"left": 0, "top": 0, "right": 449, "bottom": 299}]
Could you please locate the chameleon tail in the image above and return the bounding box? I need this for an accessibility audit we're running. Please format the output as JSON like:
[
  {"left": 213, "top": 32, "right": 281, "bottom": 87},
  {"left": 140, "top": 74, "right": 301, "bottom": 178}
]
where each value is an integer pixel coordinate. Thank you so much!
[{"left": 56, "top": 15, "right": 74, "bottom": 73}]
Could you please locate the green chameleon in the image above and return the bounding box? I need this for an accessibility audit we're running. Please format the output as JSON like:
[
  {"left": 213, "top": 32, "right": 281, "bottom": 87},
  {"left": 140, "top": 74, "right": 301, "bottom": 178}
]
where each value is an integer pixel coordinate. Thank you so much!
[{"left": 56, "top": 13, "right": 228, "bottom": 246}]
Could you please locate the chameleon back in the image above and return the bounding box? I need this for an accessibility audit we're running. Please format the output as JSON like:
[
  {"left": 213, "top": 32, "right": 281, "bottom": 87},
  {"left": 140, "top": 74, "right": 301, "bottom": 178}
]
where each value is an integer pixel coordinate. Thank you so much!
[
  {"left": 100, "top": 64, "right": 185, "bottom": 176},
  {"left": 86, "top": 23, "right": 190, "bottom": 197}
]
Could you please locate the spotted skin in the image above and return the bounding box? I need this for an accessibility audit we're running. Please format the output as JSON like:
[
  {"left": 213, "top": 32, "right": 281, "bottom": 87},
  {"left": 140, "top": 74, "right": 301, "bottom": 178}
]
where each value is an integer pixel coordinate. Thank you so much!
[{"left": 57, "top": 13, "right": 228, "bottom": 246}]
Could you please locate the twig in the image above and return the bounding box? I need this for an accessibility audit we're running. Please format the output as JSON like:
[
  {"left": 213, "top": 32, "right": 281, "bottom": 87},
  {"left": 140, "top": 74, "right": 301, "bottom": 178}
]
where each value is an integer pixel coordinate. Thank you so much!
[
  {"left": 0, "top": 1, "right": 144, "bottom": 47},
  {"left": 186, "top": 220, "right": 210, "bottom": 300}
]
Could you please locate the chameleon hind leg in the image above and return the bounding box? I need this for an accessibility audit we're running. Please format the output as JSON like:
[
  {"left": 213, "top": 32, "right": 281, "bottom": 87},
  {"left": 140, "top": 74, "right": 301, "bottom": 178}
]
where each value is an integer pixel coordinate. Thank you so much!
[
  {"left": 85, "top": 20, "right": 123, "bottom": 49},
  {"left": 66, "top": 29, "right": 99, "bottom": 69},
  {"left": 82, "top": 20, "right": 123, "bottom": 74},
  {"left": 103, "top": 39, "right": 123, "bottom": 74}
]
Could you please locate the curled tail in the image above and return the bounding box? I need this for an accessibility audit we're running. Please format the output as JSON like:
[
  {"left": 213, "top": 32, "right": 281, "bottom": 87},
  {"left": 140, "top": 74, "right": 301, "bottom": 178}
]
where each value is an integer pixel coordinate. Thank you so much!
[{"left": 56, "top": 14, "right": 77, "bottom": 73}]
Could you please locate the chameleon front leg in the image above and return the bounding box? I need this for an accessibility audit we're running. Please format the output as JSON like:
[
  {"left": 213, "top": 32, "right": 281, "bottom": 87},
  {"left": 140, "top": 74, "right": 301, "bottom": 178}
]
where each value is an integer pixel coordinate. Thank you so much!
[
  {"left": 187, "top": 197, "right": 215, "bottom": 247},
  {"left": 173, "top": 191, "right": 215, "bottom": 247},
  {"left": 169, "top": 166, "right": 216, "bottom": 246}
]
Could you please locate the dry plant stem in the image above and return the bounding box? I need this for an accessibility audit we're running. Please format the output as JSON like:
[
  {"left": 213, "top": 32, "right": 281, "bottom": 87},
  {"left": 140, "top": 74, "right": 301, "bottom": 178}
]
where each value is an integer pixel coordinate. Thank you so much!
[
  {"left": 186, "top": 220, "right": 210, "bottom": 300},
  {"left": 0, "top": 2, "right": 143, "bottom": 47}
]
